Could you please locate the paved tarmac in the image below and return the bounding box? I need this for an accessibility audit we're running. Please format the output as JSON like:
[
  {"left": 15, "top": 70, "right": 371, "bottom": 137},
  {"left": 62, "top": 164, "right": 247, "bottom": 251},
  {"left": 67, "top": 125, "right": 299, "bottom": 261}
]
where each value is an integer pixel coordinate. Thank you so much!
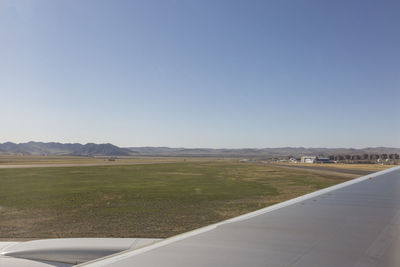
[{"left": 266, "top": 163, "right": 373, "bottom": 176}]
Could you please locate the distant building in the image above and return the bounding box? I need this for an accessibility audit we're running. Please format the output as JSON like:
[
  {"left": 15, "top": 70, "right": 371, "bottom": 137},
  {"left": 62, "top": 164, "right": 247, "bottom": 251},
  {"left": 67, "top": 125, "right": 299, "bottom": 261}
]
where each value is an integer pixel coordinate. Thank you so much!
[
  {"left": 289, "top": 157, "right": 300, "bottom": 163},
  {"left": 301, "top": 156, "right": 316, "bottom": 163},
  {"left": 315, "top": 157, "right": 332, "bottom": 163},
  {"left": 300, "top": 156, "right": 333, "bottom": 164}
]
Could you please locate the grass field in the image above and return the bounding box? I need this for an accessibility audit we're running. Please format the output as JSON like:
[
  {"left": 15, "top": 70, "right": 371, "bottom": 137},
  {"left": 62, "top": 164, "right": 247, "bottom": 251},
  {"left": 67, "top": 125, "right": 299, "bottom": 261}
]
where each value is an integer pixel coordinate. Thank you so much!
[{"left": 0, "top": 161, "right": 392, "bottom": 239}]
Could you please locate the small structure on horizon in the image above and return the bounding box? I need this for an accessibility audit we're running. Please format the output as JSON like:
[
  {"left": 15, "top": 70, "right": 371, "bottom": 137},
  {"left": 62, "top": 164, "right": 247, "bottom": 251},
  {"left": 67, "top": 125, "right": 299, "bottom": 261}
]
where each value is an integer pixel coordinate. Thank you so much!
[
  {"left": 315, "top": 157, "right": 333, "bottom": 163},
  {"left": 289, "top": 157, "right": 300, "bottom": 163},
  {"left": 301, "top": 156, "right": 316, "bottom": 163}
]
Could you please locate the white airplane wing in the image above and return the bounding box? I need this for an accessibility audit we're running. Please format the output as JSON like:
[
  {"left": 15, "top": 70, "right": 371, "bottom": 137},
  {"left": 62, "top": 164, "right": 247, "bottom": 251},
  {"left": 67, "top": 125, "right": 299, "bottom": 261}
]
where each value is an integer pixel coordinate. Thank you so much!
[
  {"left": 2, "top": 166, "right": 399, "bottom": 266},
  {"left": 0, "top": 238, "right": 160, "bottom": 266}
]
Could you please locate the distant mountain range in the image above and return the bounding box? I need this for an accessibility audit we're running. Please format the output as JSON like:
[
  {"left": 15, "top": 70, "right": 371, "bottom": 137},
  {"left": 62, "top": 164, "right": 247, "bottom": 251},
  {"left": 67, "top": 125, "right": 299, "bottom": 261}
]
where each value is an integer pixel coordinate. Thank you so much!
[
  {"left": 0, "top": 142, "right": 399, "bottom": 157},
  {"left": 0, "top": 142, "right": 132, "bottom": 156}
]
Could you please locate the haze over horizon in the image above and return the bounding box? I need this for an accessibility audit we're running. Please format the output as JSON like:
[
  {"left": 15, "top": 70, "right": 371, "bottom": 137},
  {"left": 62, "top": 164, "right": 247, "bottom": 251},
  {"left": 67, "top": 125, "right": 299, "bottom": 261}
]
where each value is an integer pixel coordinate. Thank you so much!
[{"left": 1, "top": 0, "right": 399, "bottom": 148}]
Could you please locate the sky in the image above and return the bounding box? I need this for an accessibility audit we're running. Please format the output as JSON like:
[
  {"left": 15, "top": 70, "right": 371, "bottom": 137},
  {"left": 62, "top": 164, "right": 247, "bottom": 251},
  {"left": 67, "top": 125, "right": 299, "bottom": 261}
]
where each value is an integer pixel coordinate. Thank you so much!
[{"left": 0, "top": 0, "right": 399, "bottom": 148}]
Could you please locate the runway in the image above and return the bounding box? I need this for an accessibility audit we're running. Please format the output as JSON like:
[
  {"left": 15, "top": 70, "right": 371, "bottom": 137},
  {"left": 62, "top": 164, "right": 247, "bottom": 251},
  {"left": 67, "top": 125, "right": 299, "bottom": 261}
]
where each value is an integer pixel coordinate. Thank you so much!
[
  {"left": 265, "top": 163, "right": 373, "bottom": 176},
  {"left": 0, "top": 162, "right": 175, "bottom": 169}
]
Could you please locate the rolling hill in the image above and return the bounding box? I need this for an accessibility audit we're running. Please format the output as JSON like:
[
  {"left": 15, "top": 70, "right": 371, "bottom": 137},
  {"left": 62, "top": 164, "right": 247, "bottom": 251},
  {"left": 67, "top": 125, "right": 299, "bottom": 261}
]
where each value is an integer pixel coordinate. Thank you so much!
[
  {"left": 0, "top": 142, "right": 399, "bottom": 157},
  {"left": 0, "top": 142, "right": 132, "bottom": 156}
]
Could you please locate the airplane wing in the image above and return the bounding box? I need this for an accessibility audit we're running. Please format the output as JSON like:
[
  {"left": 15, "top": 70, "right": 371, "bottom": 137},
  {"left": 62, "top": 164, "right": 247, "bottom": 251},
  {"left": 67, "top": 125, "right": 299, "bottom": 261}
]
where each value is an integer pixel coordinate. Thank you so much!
[
  {"left": 0, "top": 238, "right": 160, "bottom": 266},
  {"left": 1, "top": 166, "right": 399, "bottom": 266}
]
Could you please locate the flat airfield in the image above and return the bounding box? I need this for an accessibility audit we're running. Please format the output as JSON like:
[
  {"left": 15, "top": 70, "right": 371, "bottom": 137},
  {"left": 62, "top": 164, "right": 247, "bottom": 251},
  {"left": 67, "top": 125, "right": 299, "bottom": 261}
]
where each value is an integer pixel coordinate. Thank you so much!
[
  {"left": 0, "top": 156, "right": 394, "bottom": 239},
  {"left": 0, "top": 155, "right": 214, "bottom": 168}
]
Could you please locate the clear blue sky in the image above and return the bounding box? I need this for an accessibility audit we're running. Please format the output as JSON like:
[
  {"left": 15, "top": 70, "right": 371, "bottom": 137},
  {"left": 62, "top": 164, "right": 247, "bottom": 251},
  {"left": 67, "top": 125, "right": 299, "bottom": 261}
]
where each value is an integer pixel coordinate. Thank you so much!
[{"left": 1, "top": 0, "right": 399, "bottom": 148}]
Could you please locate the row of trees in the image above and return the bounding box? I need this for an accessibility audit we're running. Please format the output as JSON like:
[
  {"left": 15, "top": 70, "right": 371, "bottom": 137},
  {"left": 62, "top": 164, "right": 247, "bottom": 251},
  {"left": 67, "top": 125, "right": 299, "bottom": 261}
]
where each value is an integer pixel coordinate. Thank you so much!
[{"left": 327, "top": 154, "right": 399, "bottom": 161}]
